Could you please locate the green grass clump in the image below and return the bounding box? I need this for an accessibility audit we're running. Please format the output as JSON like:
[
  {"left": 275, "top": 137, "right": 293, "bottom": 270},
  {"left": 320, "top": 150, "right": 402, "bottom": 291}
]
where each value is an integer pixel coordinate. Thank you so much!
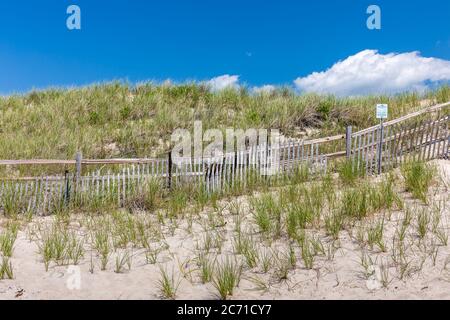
[
  {"left": 92, "top": 226, "right": 111, "bottom": 270},
  {"left": 157, "top": 266, "right": 181, "bottom": 300},
  {"left": 212, "top": 257, "right": 242, "bottom": 300},
  {"left": 283, "top": 182, "right": 327, "bottom": 238},
  {"left": 114, "top": 249, "right": 132, "bottom": 273},
  {"left": 401, "top": 161, "right": 435, "bottom": 203},
  {"left": 324, "top": 212, "right": 344, "bottom": 239},
  {"left": 38, "top": 225, "right": 85, "bottom": 271},
  {"left": 338, "top": 158, "right": 366, "bottom": 186},
  {"left": 0, "top": 223, "right": 19, "bottom": 257},
  {"left": 340, "top": 178, "right": 401, "bottom": 222},
  {"left": 340, "top": 187, "right": 370, "bottom": 220},
  {"left": 370, "top": 174, "right": 403, "bottom": 212},
  {"left": 196, "top": 253, "right": 215, "bottom": 283},
  {"left": 417, "top": 208, "right": 430, "bottom": 239},
  {"left": 0, "top": 256, "right": 14, "bottom": 279},
  {"left": 366, "top": 219, "right": 386, "bottom": 252},
  {"left": 250, "top": 194, "right": 282, "bottom": 238}
]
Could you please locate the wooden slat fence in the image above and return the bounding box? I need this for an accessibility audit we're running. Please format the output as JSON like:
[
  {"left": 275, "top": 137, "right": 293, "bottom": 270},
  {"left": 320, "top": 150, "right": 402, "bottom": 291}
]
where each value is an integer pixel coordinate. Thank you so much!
[
  {"left": 350, "top": 103, "right": 449, "bottom": 174},
  {"left": 169, "top": 140, "right": 327, "bottom": 194}
]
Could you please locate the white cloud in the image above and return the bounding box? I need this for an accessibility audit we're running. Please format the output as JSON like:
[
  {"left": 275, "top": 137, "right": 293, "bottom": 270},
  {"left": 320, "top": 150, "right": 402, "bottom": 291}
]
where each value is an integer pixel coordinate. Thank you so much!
[
  {"left": 294, "top": 50, "right": 450, "bottom": 96},
  {"left": 252, "top": 85, "right": 276, "bottom": 94},
  {"left": 206, "top": 74, "right": 240, "bottom": 91}
]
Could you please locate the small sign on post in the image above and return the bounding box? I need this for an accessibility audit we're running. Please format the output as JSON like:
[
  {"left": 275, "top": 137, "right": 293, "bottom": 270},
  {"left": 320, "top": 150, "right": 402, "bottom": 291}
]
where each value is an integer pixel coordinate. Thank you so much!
[
  {"left": 376, "top": 104, "right": 388, "bottom": 174},
  {"left": 376, "top": 104, "right": 388, "bottom": 120}
]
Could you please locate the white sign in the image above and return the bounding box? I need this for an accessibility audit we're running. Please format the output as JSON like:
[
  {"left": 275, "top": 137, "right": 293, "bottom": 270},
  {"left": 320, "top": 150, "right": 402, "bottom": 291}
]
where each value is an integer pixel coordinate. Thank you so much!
[{"left": 376, "top": 104, "right": 388, "bottom": 119}]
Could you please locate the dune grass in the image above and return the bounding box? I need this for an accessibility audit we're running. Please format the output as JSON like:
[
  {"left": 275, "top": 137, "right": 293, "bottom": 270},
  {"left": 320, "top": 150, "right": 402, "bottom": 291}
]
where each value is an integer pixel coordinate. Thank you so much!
[
  {"left": 401, "top": 161, "right": 436, "bottom": 203},
  {"left": 0, "top": 222, "right": 19, "bottom": 257},
  {"left": 37, "top": 224, "right": 85, "bottom": 271},
  {"left": 157, "top": 266, "right": 181, "bottom": 300},
  {"left": 0, "top": 83, "right": 448, "bottom": 177},
  {"left": 212, "top": 257, "right": 242, "bottom": 300},
  {"left": 0, "top": 256, "right": 14, "bottom": 280}
]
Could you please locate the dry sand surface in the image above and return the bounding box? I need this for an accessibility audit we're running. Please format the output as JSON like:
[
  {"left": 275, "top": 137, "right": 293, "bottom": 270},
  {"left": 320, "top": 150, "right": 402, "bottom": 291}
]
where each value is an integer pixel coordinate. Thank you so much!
[{"left": 0, "top": 160, "right": 449, "bottom": 300}]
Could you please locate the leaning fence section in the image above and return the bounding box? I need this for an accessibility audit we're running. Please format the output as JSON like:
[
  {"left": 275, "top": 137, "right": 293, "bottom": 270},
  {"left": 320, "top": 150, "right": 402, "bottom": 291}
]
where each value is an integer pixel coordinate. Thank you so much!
[{"left": 350, "top": 103, "right": 449, "bottom": 175}]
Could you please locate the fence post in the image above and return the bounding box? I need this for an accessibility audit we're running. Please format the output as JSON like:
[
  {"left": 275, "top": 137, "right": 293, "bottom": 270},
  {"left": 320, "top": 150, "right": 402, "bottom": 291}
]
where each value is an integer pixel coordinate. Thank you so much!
[
  {"left": 167, "top": 151, "right": 172, "bottom": 189},
  {"left": 377, "top": 120, "right": 384, "bottom": 174},
  {"left": 64, "top": 169, "right": 70, "bottom": 204},
  {"left": 75, "top": 151, "right": 82, "bottom": 192},
  {"left": 346, "top": 126, "right": 352, "bottom": 159}
]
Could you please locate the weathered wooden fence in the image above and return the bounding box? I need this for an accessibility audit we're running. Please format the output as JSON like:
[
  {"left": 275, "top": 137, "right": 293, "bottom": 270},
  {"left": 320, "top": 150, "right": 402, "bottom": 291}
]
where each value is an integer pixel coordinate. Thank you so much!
[
  {"left": 0, "top": 144, "right": 327, "bottom": 215},
  {"left": 0, "top": 102, "right": 448, "bottom": 215},
  {"left": 349, "top": 102, "right": 449, "bottom": 174},
  {"left": 170, "top": 143, "right": 328, "bottom": 194}
]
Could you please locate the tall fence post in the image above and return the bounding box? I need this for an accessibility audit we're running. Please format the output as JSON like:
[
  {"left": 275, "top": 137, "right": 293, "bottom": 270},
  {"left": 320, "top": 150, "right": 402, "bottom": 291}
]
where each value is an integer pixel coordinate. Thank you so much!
[
  {"left": 377, "top": 120, "right": 384, "bottom": 174},
  {"left": 346, "top": 126, "right": 352, "bottom": 159},
  {"left": 75, "top": 151, "right": 82, "bottom": 192},
  {"left": 64, "top": 169, "right": 70, "bottom": 205},
  {"left": 167, "top": 151, "right": 172, "bottom": 189}
]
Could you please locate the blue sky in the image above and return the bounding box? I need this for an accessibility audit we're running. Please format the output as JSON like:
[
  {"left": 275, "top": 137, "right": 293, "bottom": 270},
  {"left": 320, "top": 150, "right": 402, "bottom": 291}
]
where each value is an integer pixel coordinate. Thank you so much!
[{"left": 0, "top": 0, "right": 449, "bottom": 95}]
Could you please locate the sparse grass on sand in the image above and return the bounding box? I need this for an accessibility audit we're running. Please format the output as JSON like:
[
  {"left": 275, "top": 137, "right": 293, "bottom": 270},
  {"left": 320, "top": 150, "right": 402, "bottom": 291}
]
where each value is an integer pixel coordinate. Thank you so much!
[
  {"left": 0, "top": 84, "right": 449, "bottom": 299},
  {"left": 0, "top": 159, "right": 448, "bottom": 299}
]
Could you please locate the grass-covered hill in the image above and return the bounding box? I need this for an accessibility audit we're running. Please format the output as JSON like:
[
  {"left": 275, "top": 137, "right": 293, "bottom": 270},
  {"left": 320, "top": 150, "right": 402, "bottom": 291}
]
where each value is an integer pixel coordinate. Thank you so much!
[{"left": 0, "top": 83, "right": 449, "bottom": 160}]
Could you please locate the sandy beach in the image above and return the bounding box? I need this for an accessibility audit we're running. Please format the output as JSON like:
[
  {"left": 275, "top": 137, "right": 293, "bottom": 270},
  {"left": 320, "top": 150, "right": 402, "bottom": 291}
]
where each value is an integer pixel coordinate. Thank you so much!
[{"left": 0, "top": 160, "right": 448, "bottom": 300}]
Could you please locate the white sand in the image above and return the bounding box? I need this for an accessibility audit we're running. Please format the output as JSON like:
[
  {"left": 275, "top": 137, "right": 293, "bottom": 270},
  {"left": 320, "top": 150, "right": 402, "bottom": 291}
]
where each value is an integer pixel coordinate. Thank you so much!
[{"left": 1, "top": 160, "right": 449, "bottom": 300}]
